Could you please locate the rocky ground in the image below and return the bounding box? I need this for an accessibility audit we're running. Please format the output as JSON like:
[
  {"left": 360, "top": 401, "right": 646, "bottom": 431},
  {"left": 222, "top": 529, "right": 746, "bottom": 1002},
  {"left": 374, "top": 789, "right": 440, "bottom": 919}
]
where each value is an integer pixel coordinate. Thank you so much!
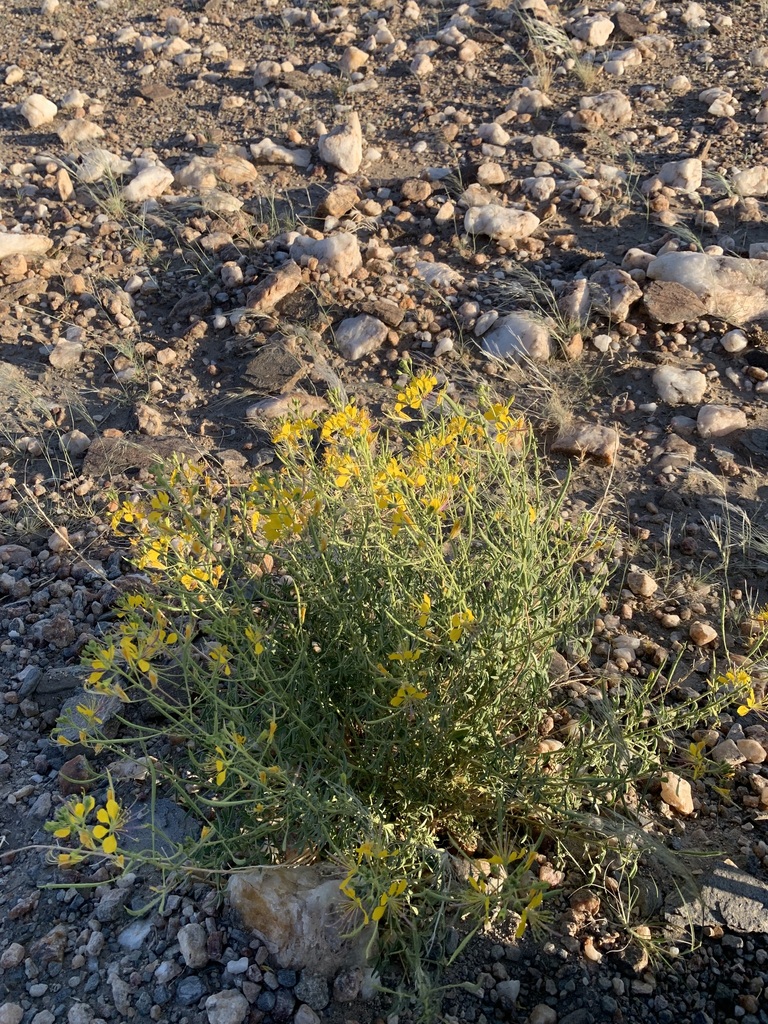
[{"left": 1, "top": 0, "right": 768, "bottom": 1022}]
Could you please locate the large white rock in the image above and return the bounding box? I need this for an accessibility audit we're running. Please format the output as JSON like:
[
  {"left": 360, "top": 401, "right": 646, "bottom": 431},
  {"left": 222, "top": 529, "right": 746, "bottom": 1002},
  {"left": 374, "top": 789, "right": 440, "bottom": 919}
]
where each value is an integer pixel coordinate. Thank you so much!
[
  {"left": 579, "top": 89, "right": 632, "bottom": 125},
  {"left": 653, "top": 366, "right": 708, "bottom": 405},
  {"left": 569, "top": 14, "right": 614, "bottom": 46},
  {"left": 589, "top": 268, "right": 642, "bottom": 322},
  {"left": 57, "top": 120, "right": 104, "bottom": 147},
  {"left": 647, "top": 251, "right": 768, "bottom": 323},
  {"left": 76, "top": 148, "right": 133, "bottom": 184},
  {"left": 335, "top": 314, "right": 388, "bottom": 360},
  {"left": 697, "top": 404, "right": 748, "bottom": 438},
  {"left": 228, "top": 866, "right": 374, "bottom": 975},
  {"left": 732, "top": 165, "right": 768, "bottom": 197},
  {"left": 414, "top": 261, "right": 462, "bottom": 291},
  {"left": 0, "top": 232, "right": 52, "bottom": 259},
  {"left": 481, "top": 312, "right": 552, "bottom": 363},
  {"left": 19, "top": 93, "right": 57, "bottom": 128},
  {"left": 250, "top": 139, "right": 311, "bottom": 168},
  {"left": 318, "top": 112, "right": 363, "bottom": 175},
  {"left": 656, "top": 158, "right": 702, "bottom": 193},
  {"left": 289, "top": 233, "right": 362, "bottom": 278},
  {"left": 464, "top": 204, "right": 540, "bottom": 242},
  {"left": 506, "top": 87, "right": 552, "bottom": 115},
  {"left": 122, "top": 165, "right": 174, "bottom": 202},
  {"left": 205, "top": 990, "right": 248, "bottom": 1024},
  {"left": 175, "top": 154, "right": 259, "bottom": 189}
]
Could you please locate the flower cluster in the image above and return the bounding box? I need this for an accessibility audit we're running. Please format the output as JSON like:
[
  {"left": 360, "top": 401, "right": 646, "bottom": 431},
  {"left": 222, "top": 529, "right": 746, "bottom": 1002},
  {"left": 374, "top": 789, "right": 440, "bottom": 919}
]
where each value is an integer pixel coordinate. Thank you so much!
[{"left": 46, "top": 787, "right": 127, "bottom": 867}]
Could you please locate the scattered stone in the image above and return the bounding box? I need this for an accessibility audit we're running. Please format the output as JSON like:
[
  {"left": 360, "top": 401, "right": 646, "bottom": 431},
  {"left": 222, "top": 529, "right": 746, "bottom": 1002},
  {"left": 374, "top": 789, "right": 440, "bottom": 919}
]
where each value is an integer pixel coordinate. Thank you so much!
[
  {"left": 178, "top": 922, "right": 209, "bottom": 968},
  {"left": 0, "top": 233, "right": 53, "bottom": 260},
  {"left": 335, "top": 314, "right": 388, "bottom": 361},
  {"left": 647, "top": 251, "right": 768, "bottom": 324},
  {"left": 228, "top": 866, "right": 374, "bottom": 975},
  {"left": 317, "top": 185, "right": 359, "bottom": 217},
  {"left": 247, "top": 261, "right": 302, "bottom": 311},
  {"left": 205, "top": 990, "right": 248, "bottom": 1024},
  {"left": 643, "top": 280, "right": 707, "bottom": 324},
  {"left": 667, "top": 861, "right": 768, "bottom": 933},
  {"left": 464, "top": 204, "right": 540, "bottom": 242},
  {"left": 696, "top": 405, "right": 748, "bottom": 438},
  {"left": 122, "top": 164, "right": 174, "bottom": 202},
  {"left": 136, "top": 404, "right": 164, "bottom": 436},
  {"left": 289, "top": 233, "right": 361, "bottom": 278},
  {"left": 626, "top": 571, "right": 658, "bottom": 598},
  {"left": 660, "top": 772, "right": 694, "bottom": 815},
  {"left": 528, "top": 1005, "right": 558, "bottom": 1024},
  {"left": 481, "top": 312, "right": 552, "bottom": 363},
  {"left": 250, "top": 139, "right": 311, "bottom": 168},
  {"left": 318, "top": 112, "right": 363, "bottom": 175},
  {"left": 48, "top": 340, "right": 83, "bottom": 370},
  {"left": 689, "top": 620, "right": 717, "bottom": 645},
  {"left": 551, "top": 424, "right": 620, "bottom": 465},
  {"left": 653, "top": 366, "right": 708, "bottom": 405},
  {"left": 19, "top": 94, "right": 57, "bottom": 128},
  {"left": 710, "top": 739, "right": 746, "bottom": 765}
]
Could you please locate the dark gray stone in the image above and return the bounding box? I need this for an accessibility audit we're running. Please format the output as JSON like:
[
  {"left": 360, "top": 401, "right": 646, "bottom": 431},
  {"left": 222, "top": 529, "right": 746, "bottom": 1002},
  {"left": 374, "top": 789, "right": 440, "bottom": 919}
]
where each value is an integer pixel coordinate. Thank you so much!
[{"left": 666, "top": 861, "right": 768, "bottom": 933}]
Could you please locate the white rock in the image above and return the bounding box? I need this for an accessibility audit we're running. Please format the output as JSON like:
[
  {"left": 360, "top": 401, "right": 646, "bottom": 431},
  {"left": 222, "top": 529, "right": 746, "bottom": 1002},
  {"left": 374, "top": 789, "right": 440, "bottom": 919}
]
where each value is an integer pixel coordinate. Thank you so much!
[
  {"left": 410, "top": 54, "right": 434, "bottom": 77},
  {"left": 76, "top": 148, "right": 133, "bottom": 184},
  {"left": 477, "top": 123, "right": 510, "bottom": 147},
  {"left": 481, "top": 312, "right": 552, "bottom": 363},
  {"left": 335, "top": 314, "right": 388, "bottom": 360},
  {"left": 580, "top": 89, "right": 632, "bottom": 125},
  {"left": 531, "top": 135, "right": 560, "bottom": 160},
  {"left": 667, "top": 75, "right": 692, "bottom": 95},
  {"left": 318, "top": 112, "right": 363, "bottom": 175},
  {"left": 653, "top": 367, "right": 707, "bottom": 405},
  {"left": 59, "top": 430, "right": 91, "bottom": 458},
  {"left": 558, "top": 279, "right": 591, "bottom": 323},
  {"left": 660, "top": 772, "right": 694, "bottom": 815},
  {"left": 464, "top": 204, "right": 540, "bottom": 242},
  {"left": 19, "top": 94, "right": 58, "bottom": 128},
  {"left": 0, "top": 232, "right": 52, "bottom": 259},
  {"left": 57, "top": 120, "right": 104, "bottom": 147},
  {"left": 289, "top": 233, "right": 361, "bottom": 278},
  {"left": 657, "top": 157, "right": 702, "bottom": 193},
  {"left": 340, "top": 46, "right": 368, "bottom": 73},
  {"left": 0, "top": 1005, "right": 24, "bottom": 1024},
  {"left": 732, "top": 165, "right": 768, "bottom": 197},
  {"left": 250, "top": 139, "right": 311, "bottom": 168},
  {"left": 647, "top": 251, "right": 768, "bottom": 323},
  {"left": 589, "top": 268, "right": 642, "bottom": 322},
  {"left": 122, "top": 165, "right": 174, "bottom": 202},
  {"left": 570, "top": 14, "right": 614, "bottom": 46},
  {"left": 749, "top": 46, "right": 768, "bottom": 68},
  {"left": 507, "top": 87, "right": 552, "bottom": 115},
  {"left": 205, "top": 990, "right": 249, "bottom": 1024},
  {"left": 681, "top": 2, "right": 709, "bottom": 28},
  {"left": 696, "top": 404, "right": 748, "bottom": 438},
  {"left": 49, "top": 341, "right": 83, "bottom": 370},
  {"left": 720, "top": 329, "right": 748, "bottom": 353},
  {"left": 178, "top": 923, "right": 209, "bottom": 968},
  {"left": 228, "top": 866, "right": 374, "bottom": 974},
  {"left": 415, "top": 261, "right": 461, "bottom": 291}
]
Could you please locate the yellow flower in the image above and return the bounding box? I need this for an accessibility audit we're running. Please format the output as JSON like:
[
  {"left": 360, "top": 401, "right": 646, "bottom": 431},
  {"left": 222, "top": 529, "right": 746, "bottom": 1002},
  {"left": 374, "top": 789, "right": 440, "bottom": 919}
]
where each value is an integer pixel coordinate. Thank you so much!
[
  {"left": 325, "top": 451, "right": 360, "bottom": 488},
  {"left": 515, "top": 889, "right": 544, "bottom": 939},
  {"left": 388, "top": 645, "right": 421, "bottom": 663},
  {"left": 244, "top": 626, "right": 265, "bottom": 656},
  {"left": 393, "top": 372, "right": 439, "bottom": 420},
  {"left": 209, "top": 644, "right": 232, "bottom": 677},
  {"left": 213, "top": 747, "right": 227, "bottom": 786},
  {"left": 390, "top": 683, "right": 428, "bottom": 707},
  {"left": 321, "top": 403, "right": 373, "bottom": 443},
  {"left": 92, "top": 791, "right": 124, "bottom": 856},
  {"left": 415, "top": 593, "right": 431, "bottom": 628},
  {"left": 448, "top": 609, "right": 474, "bottom": 643},
  {"left": 737, "top": 688, "right": 757, "bottom": 717}
]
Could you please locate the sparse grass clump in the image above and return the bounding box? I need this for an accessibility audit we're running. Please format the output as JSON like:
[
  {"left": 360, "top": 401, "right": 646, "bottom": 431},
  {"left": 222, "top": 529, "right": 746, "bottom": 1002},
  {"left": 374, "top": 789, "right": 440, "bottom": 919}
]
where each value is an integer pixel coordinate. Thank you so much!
[{"left": 46, "top": 376, "right": 766, "bottom": 997}]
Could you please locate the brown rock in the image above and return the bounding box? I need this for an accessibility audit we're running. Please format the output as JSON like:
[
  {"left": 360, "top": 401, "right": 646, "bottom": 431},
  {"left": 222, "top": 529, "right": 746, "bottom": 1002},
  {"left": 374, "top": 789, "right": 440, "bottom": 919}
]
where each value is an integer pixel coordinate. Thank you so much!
[
  {"left": 247, "top": 260, "right": 303, "bottom": 312},
  {"left": 58, "top": 754, "right": 95, "bottom": 795},
  {"left": 689, "top": 620, "right": 717, "bottom": 645},
  {"left": 140, "top": 82, "right": 176, "bottom": 102},
  {"left": 29, "top": 924, "right": 68, "bottom": 964},
  {"left": 615, "top": 11, "right": 645, "bottom": 37},
  {"left": 356, "top": 298, "right": 405, "bottom": 327},
  {"left": 551, "top": 423, "right": 620, "bottom": 465},
  {"left": 243, "top": 343, "right": 304, "bottom": 394},
  {"left": 660, "top": 772, "right": 694, "bottom": 814},
  {"left": 626, "top": 571, "right": 658, "bottom": 598},
  {"left": 136, "top": 403, "right": 164, "bottom": 436},
  {"left": 400, "top": 178, "right": 432, "bottom": 202},
  {"left": 643, "top": 280, "right": 707, "bottom": 324},
  {"left": 569, "top": 888, "right": 601, "bottom": 916},
  {"left": 316, "top": 184, "right": 359, "bottom": 218}
]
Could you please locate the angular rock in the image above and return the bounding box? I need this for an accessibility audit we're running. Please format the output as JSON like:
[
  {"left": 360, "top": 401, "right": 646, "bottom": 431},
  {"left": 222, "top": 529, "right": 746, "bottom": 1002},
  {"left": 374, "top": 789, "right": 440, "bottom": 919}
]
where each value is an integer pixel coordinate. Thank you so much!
[
  {"left": 653, "top": 366, "right": 708, "bottom": 405},
  {"left": 626, "top": 571, "right": 658, "bottom": 598},
  {"left": 657, "top": 157, "right": 702, "bottom": 193},
  {"left": 647, "top": 251, "right": 768, "bottom": 324},
  {"left": 316, "top": 185, "right": 359, "bottom": 218},
  {"left": 245, "top": 393, "right": 329, "bottom": 420},
  {"left": 464, "top": 204, "right": 540, "bottom": 242},
  {"left": 57, "top": 120, "right": 104, "bottom": 147},
  {"left": 289, "top": 233, "right": 361, "bottom": 278},
  {"left": 76, "top": 148, "right": 133, "bottom": 184},
  {"left": 666, "top": 862, "right": 768, "bottom": 933},
  {"left": 205, "top": 990, "right": 248, "bottom": 1024},
  {"left": 20, "top": 93, "right": 57, "bottom": 128},
  {"left": 335, "top": 314, "right": 387, "bottom": 361},
  {"left": 49, "top": 340, "right": 83, "bottom": 370},
  {"left": 643, "top": 280, "right": 707, "bottom": 324},
  {"left": 732, "top": 165, "right": 768, "bottom": 198},
  {"left": 506, "top": 87, "right": 552, "bottom": 115},
  {"left": 551, "top": 423, "right": 620, "bottom": 465},
  {"left": 318, "top": 112, "right": 363, "bottom": 175},
  {"left": 243, "top": 343, "right": 304, "bottom": 393},
  {"left": 589, "top": 268, "right": 642, "bottom": 322},
  {"left": 178, "top": 923, "right": 209, "bottom": 968},
  {"left": 689, "top": 620, "right": 717, "bottom": 645},
  {"left": 228, "top": 865, "right": 375, "bottom": 975},
  {"left": 481, "top": 312, "right": 552, "bottom": 363},
  {"left": 250, "top": 138, "right": 311, "bottom": 168},
  {"left": 0, "top": 232, "right": 52, "bottom": 260},
  {"left": 710, "top": 739, "right": 746, "bottom": 765},
  {"left": 122, "top": 164, "right": 174, "bottom": 202},
  {"left": 415, "top": 260, "right": 462, "bottom": 291},
  {"left": 660, "top": 772, "right": 694, "bottom": 815},
  {"left": 578, "top": 89, "right": 632, "bottom": 126},
  {"left": 570, "top": 14, "right": 614, "bottom": 46},
  {"left": 247, "top": 261, "right": 302, "bottom": 311},
  {"left": 696, "top": 404, "right": 748, "bottom": 438}
]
